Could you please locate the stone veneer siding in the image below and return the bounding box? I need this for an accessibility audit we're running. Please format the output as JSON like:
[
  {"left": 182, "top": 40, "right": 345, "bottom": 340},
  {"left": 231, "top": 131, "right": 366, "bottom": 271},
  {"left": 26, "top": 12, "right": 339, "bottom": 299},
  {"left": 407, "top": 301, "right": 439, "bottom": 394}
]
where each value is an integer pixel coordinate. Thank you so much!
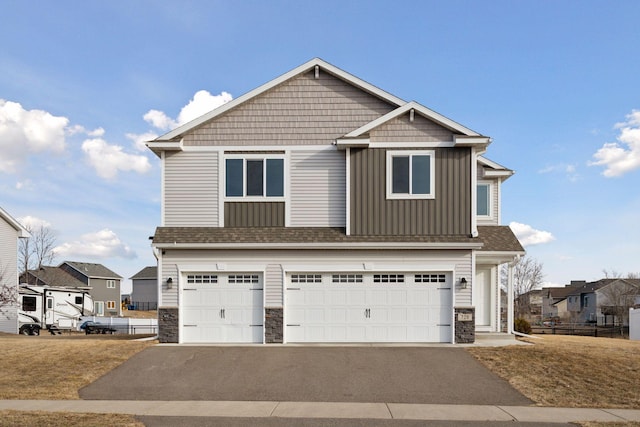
[
  {"left": 454, "top": 307, "right": 475, "bottom": 343},
  {"left": 158, "top": 306, "right": 179, "bottom": 343},
  {"left": 264, "top": 308, "right": 283, "bottom": 343}
]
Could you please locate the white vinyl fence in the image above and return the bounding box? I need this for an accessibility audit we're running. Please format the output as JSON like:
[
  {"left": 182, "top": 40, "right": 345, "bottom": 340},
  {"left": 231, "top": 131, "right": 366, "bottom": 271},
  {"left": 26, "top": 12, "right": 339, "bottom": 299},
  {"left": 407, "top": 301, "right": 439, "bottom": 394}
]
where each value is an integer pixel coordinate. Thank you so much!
[
  {"left": 80, "top": 316, "right": 157, "bottom": 335},
  {"left": 630, "top": 308, "right": 640, "bottom": 341}
]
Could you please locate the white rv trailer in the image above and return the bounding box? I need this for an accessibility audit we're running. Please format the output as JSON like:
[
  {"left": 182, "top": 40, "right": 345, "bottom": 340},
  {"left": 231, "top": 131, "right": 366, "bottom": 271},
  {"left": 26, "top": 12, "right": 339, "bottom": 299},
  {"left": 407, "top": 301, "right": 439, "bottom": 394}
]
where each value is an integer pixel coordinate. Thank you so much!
[{"left": 18, "top": 285, "right": 94, "bottom": 335}]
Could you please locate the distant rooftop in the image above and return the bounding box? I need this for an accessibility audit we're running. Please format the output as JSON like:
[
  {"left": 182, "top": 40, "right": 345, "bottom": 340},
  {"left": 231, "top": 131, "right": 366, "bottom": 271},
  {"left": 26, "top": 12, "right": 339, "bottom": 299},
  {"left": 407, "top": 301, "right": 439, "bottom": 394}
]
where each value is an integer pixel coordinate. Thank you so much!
[{"left": 61, "top": 261, "right": 122, "bottom": 279}]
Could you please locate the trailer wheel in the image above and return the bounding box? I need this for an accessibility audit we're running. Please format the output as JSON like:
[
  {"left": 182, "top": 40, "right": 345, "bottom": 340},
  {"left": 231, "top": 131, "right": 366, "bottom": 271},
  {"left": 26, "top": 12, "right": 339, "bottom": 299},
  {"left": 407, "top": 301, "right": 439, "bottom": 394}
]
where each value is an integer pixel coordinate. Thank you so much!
[
  {"left": 19, "top": 326, "right": 30, "bottom": 335},
  {"left": 32, "top": 326, "right": 40, "bottom": 336}
]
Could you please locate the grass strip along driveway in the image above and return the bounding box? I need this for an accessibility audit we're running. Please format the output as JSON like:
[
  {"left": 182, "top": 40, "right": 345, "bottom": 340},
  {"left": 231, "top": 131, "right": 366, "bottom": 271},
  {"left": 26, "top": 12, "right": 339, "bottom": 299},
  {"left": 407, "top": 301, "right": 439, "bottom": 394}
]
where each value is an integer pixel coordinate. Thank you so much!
[{"left": 468, "top": 335, "right": 640, "bottom": 409}]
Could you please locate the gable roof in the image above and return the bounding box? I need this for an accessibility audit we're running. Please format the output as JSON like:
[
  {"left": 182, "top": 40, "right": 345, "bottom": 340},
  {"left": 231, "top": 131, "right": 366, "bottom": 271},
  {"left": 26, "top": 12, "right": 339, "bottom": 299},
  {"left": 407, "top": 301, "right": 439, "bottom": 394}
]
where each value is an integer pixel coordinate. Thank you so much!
[
  {"left": 21, "top": 266, "right": 87, "bottom": 288},
  {"left": 151, "top": 58, "right": 406, "bottom": 144},
  {"left": 130, "top": 266, "right": 157, "bottom": 280},
  {"left": 478, "top": 156, "right": 515, "bottom": 181},
  {"left": 148, "top": 58, "right": 489, "bottom": 154},
  {"left": 0, "top": 206, "right": 30, "bottom": 238},
  {"left": 61, "top": 261, "right": 122, "bottom": 279}
]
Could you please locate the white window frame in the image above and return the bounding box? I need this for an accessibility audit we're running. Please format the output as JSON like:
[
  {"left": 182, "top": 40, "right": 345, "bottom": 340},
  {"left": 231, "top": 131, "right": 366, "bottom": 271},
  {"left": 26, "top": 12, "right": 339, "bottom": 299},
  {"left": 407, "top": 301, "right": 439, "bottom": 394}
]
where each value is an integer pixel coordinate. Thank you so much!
[
  {"left": 106, "top": 280, "right": 116, "bottom": 289},
  {"left": 224, "top": 154, "right": 286, "bottom": 201},
  {"left": 94, "top": 301, "right": 104, "bottom": 316},
  {"left": 476, "top": 181, "right": 493, "bottom": 218},
  {"left": 386, "top": 150, "right": 436, "bottom": 200},
  {"left": 106, "top": 301, "right": 117, "bottom": 310}
]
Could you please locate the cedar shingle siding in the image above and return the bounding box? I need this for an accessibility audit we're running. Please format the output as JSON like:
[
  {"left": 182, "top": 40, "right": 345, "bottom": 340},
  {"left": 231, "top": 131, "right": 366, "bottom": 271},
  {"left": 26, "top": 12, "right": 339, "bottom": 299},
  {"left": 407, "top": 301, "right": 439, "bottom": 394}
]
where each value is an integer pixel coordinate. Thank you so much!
[{"left": 183, "top": 70, "right": 396, "bottom": 146}]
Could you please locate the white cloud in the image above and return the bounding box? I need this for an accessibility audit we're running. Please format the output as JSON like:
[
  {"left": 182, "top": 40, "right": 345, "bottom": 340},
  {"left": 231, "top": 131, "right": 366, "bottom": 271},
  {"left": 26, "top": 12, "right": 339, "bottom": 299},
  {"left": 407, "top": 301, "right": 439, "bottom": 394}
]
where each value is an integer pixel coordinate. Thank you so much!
[
  {"left": 0, "top": 99, "right": 68, "bottom": 173},
  {"left": 589, "top": 109, "right": 640, "bottom": 177},
  {"left": 17, "top": 215, "right": 52, "bottom": 229},
  {"left": 54, "top": 229, "right": 136, "bottom": 259},
  {"left": 538, "top": 163, "right": 579, "bottom": 182},
  {"left": 16, "top": 179, "right": 34, "bottom": 191},
  {"left": 143, "top": 90, "right": 232, "bottom": 131},
  {"left": 82, "top": 138, "right": 151, "bottom": 179},
  {"left": 509, "top": 221, "right": 555, "bottom": 246},
  {"left": 126, "top": 131, "right": 158, "bottom": 152}
]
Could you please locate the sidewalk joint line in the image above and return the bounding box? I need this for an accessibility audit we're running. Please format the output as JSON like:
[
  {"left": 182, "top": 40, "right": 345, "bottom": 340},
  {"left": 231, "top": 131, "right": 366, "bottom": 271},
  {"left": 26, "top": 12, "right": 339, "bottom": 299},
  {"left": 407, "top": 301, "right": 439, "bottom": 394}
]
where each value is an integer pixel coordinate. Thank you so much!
[
  {"left": 269, "top": 401, "right": 281, "bottom": 417},
  {"left": 600, "top": 408, "right": 629, "bottom": 421},
  {"left": 384, "top": 402, "right": 393, "bottom": 419},
  {"left": 495, "top": 405, "right": 517, "bottom": 421}
]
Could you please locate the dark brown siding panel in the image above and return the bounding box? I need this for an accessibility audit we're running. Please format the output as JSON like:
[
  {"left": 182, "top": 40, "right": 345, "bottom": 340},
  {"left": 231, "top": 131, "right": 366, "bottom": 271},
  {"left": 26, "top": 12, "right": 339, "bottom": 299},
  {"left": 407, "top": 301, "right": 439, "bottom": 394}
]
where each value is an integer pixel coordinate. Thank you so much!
[
  {"left": 224, "top": 202, "right": 285, "bottom": 227},
  {"left": 350, "top": 148, "right": 471, "bottom": 236}
]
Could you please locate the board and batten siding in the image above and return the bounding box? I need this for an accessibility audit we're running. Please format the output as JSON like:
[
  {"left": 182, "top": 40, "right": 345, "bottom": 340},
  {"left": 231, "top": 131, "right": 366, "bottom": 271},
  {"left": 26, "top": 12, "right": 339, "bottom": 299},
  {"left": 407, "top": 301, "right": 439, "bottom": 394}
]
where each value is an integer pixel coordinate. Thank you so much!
[
  {"left": 0, "top": 218, "right": 19, "bottom": 333},
  {"left": 182, "top": 70, "right": 395, "bottom": 146},
  {"left": 159, "top": 249, "right": 472, "bottom": 308},
  {"left": 350, "top": 147, "right": 471, "bottom": 236},
  {"left": 224, "top": 202, "right": 285, "bottom": 227},
  {"left": 164, "top": 151, "right": 218, "bottom": 226},
  {"left": 290, "top": 148, "right": 346, "bottom": 227}
]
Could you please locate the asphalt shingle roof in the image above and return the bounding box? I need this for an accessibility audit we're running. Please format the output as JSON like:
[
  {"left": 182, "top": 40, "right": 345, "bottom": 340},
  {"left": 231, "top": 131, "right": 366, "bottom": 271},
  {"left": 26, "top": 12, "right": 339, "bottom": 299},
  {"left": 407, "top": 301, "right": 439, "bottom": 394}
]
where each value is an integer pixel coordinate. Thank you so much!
[
  {"left": 62, "top": 261, "right": 122, "bottom": 279},
  {"left": 130, "top": 266, "right": 157, "bottom": 280},
  {"left": 152, "top": 225, "right": 524, "bottom": 253},
  {"left": 21, "top": 266, "right": 87, "bottom": 288}
]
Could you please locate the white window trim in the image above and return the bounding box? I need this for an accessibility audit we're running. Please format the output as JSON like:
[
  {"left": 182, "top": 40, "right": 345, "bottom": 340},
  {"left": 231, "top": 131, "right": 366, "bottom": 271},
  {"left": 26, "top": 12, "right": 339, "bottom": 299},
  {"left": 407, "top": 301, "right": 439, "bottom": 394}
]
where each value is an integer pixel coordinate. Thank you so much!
[
  {"left": 223, "top": 154, "right": 286, "bottom": 201},
  {"left": 386, "top": 150, "right": 436, "bottom": 200},
  {"left": 477, "top": 180, "right": 494, "bottom": 219},
  {"left": 106, "top": 280, "right": 116, "bottom": 289},
  {"left": 94, "top": 301, "right": 104, "bottom": 316}
]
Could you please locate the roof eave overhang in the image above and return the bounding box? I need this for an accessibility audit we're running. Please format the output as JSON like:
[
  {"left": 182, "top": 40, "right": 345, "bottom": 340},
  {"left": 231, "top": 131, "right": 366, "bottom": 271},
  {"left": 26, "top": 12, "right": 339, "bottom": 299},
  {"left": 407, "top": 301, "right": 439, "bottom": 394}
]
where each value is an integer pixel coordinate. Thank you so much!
[
  {"left": 153, "top": 242, "right": 484, "bottom": 250},
  {"left": 476, "top": 250, "right": 526, "bottom": 264},
  {"left": 334, "top": 138, "right": 370, "bottom": 150},
  {"left": 453, "top": 135, "right": 492, "bottom": 147},
  {"left": 146, "top": 141, "right": 183, "bottom": 157}
]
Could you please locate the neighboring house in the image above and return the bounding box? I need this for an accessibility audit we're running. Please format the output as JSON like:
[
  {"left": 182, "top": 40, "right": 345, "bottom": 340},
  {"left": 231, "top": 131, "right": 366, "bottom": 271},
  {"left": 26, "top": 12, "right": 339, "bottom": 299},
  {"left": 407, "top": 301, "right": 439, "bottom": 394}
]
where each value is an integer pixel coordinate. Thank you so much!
[
  {"left": 515, "top": 289, "right": 542, "bottom": 323},
  {"left": 541, "top": 282, "right": 582, "bottom": 320},
  {"left": 58, "top": 261, "right": 122, "bottom": 316},
  {"left": 129, "top": 266, "right": 158, "bottom": 310},
  {"left": 0, "top": 207, "right": 30, "bottom": 334},
  {"left": 556, "top": 279, "right": 640, "bottom": 325},
  {"left": 147, "top": 58, "right": 525, "bottom": 344},
  {"left": 20, "top": 266, "right": 87, "bottom": 288}
]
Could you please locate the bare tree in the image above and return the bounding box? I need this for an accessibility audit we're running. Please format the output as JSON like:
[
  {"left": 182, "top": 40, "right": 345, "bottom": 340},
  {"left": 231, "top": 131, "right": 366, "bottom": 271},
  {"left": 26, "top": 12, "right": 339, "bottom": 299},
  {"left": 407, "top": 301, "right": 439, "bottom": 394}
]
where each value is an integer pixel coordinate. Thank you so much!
[
  {"left": 598, "top": 278, "right": 640, "bottom": 335},
  {"left": 502, "top": 255, "right": 544, "bottom": 319},
  {"left": 0, "top": 265, "right": 19, "bottom": 320},
  {"left": 18, "top": 224, "right": 57, "bottom": 274}
]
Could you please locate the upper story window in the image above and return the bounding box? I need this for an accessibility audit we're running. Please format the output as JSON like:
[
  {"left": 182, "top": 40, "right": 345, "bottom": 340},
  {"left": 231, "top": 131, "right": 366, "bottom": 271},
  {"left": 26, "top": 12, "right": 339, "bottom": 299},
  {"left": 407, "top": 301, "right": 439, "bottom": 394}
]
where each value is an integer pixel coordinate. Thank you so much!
[
  {"left": 477, "top": 183, "right": 491, "bottom": 217},
  {"left": 386, "top": 150, "right": 435, "bottom": 199},
  {"left": 106, "top": 280, "right": 116, "bottom": 288},
  {"left": 225, "top": 156, "right": 284, "bottom": 199}
]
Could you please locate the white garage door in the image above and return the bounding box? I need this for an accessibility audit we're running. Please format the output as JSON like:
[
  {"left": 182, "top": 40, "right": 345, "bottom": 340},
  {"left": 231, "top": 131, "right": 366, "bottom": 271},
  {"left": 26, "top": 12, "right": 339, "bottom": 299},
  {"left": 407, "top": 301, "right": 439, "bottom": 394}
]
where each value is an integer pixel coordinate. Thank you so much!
[
  {"left": 286, "top": 273, "right": 452, "bottom": 343},
  {"left": 182, "top": 273, "right": 263, "bottom": 343}
]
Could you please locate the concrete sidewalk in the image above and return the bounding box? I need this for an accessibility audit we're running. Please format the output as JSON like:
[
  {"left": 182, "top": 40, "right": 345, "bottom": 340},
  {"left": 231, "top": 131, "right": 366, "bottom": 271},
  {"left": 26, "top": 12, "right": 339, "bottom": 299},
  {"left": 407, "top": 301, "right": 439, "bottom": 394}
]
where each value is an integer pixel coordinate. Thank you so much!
[{"left": 1, "top": 400, "right": 639, "bottom": 424}]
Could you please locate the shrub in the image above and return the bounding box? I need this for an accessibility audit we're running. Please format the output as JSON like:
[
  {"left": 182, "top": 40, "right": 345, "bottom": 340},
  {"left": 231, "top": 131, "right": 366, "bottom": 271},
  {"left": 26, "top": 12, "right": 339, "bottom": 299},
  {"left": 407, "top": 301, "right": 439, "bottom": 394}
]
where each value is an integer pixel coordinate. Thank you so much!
[{"left": 514, "top": 318, "right": 532, "bottom": 334}]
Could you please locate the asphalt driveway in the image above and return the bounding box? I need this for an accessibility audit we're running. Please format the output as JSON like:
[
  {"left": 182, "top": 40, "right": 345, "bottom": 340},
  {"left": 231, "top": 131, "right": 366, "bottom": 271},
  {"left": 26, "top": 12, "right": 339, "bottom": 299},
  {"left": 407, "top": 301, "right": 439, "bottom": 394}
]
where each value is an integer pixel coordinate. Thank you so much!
[{"left": 80, "top": 346, "right": 532, "bottom": 405}]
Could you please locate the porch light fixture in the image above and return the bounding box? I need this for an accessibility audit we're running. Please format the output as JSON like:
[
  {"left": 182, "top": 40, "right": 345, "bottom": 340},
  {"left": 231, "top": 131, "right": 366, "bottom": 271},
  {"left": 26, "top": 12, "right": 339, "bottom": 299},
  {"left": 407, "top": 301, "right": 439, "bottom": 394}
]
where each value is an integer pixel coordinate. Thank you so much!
[
  {"left": 166, "top": 277, "right": 173, "bottom": 289},
  {"left": 460, "top": 277, "right": 468, "bottom": 289}
]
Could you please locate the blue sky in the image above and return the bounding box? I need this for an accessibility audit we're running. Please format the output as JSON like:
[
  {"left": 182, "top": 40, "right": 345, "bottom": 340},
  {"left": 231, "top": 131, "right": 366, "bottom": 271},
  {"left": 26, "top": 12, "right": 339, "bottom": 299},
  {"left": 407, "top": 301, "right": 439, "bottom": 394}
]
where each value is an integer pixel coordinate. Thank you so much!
[{"left": 1, "top": 1, "right": 639, "bottom": 292}]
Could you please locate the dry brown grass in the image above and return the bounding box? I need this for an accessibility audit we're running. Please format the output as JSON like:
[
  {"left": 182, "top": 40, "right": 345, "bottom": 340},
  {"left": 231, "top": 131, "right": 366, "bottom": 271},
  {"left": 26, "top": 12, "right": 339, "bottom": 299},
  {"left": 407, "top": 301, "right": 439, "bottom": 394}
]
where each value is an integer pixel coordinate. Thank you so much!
[
  {"left": 0, "top": 334, "right": 154, "bottom": 399},
  {"left": 468, "top": 335, "right": 640, "bottom": 408},
  {"left": 0, "top": 410, "right": 144, "bottom": 427},
  {"left": 121, "top": 310, "right": 157, "bottom": 319}
]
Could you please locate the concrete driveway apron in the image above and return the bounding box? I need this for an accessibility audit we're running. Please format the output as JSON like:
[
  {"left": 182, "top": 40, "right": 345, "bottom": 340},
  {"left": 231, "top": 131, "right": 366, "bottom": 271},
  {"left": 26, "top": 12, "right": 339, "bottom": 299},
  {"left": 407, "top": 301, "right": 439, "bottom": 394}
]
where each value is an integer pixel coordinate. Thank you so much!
[{"left": 80, "top": 346, "right": 532, "bottom": 406}]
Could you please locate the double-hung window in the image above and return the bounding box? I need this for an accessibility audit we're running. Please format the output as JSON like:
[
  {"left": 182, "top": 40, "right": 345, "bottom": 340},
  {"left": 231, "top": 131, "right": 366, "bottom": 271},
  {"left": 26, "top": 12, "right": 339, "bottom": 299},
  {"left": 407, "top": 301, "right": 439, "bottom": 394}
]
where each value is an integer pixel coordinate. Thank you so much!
[
  {"left": 225, "top": 156, "right": 284, "bottom": 199},
  {"left": 386, "top": 150, "right": 435, "bottom": 199}
]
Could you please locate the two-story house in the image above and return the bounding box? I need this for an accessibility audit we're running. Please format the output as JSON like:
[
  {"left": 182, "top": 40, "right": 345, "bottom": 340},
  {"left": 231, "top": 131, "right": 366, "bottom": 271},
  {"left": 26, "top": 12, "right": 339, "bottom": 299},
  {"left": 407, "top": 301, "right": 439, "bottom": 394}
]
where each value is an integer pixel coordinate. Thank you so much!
[
  {"left": 129, "top": 266, "right": 158, "bottom": 310},
  {"left": 58, "top": 261, "right": 122, "bottom": 316},
  {"left": 147, "top": 58, "right": 524, "bottom": 344},
  {"left": 0, "top": 207, "right": 30, "bottom": 334}
]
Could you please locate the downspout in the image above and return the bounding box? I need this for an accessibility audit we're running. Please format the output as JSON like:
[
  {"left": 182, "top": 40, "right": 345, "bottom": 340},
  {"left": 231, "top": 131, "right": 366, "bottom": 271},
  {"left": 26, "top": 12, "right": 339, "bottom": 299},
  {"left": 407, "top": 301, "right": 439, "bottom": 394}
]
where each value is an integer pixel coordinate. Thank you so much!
[{"left": 507, "top": 254, "right": 521, "bottom": 334}]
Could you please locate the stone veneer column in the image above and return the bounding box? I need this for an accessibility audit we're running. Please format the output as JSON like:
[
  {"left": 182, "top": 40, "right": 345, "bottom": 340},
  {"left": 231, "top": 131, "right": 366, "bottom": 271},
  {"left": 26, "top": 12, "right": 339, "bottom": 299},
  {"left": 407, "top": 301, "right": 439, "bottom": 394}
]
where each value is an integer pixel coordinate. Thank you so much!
[
  {"left": 454, "top": 307, "right": 475, "bottom": 344},
  {"left": 158, "top": 306, "right": 179, "bottom": 343},
  {"left": 264, "top": 308, "right": 283, "bottom": 343}
]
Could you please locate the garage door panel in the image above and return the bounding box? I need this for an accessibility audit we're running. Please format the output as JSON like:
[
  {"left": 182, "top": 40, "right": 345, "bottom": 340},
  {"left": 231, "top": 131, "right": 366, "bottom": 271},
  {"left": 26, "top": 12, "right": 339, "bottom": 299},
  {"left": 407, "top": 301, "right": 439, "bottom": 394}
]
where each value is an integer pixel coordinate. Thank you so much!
[
  {"left": 286, "top": 272, "right": 453, "bottom": 343},
  {"left": 182, "top": 274, "right": 263, "bottom": 344}
]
